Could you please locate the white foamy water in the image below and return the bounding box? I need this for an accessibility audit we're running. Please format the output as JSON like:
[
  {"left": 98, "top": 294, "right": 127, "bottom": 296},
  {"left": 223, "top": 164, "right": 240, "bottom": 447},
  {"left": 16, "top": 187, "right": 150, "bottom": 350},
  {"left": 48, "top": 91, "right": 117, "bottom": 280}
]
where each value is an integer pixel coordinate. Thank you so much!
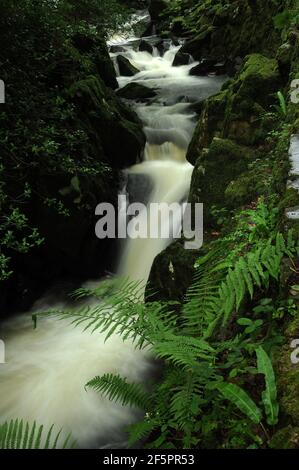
[{"left": 0, "top": 28, "right": 225, "bottom": 448}]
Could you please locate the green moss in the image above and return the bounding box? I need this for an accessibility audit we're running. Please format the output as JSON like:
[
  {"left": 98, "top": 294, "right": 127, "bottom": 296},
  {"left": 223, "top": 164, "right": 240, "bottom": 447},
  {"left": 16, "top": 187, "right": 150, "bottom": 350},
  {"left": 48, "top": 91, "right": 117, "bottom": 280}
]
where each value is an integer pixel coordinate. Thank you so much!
[
  {"left": 278, "top": 188, "right": 299, "bottom": 215},
  {"left": 225, "top": 172, "right": 262, "bottom": 208},
  {"left": 270, "top": 426, "right": 299, "bottom": 449},
  {"left": 189, "top": 138, "right": 254, "bottom": 226}
]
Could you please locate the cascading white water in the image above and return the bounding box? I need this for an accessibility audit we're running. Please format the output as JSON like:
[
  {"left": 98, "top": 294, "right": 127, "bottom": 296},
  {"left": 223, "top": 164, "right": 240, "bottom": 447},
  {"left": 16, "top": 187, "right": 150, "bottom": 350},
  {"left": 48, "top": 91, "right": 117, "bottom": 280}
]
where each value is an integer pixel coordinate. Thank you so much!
[{"left": 0, "top": 29, "right": 225, "bottom": 448}]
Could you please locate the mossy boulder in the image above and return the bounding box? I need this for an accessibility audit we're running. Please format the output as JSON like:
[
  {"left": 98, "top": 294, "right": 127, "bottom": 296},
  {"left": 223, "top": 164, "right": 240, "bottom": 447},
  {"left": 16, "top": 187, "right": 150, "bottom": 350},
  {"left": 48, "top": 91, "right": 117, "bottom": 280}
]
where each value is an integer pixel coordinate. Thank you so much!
[
  {"left": 117, "top": 82, "right": 157, "bottom": 101},
  {"left": 117, "top": 55, "right": 140, "bottom": 76},
  {"left": 270, "top": 426, "right": 299, "bottom": 449},
  {"left": 146, "top": 241, "right": 198, "bottom": 302},
  {"left": 189, "top": 138, "right": 255, "bottom": 225},
  {"left": 187, "top": 54, "right": 281, "bottom": 165},
  {"left": 225, "top": 171, "right": 265, "bottom": 209},
  {"left": 274, "top": 313, "right": 299, "bottom": 429},
  {"left": 180, "top": 0, "right": 283, "bottom": 61},
  {"left": 69, "top": 76, "right": 145, "bottom": 168}
]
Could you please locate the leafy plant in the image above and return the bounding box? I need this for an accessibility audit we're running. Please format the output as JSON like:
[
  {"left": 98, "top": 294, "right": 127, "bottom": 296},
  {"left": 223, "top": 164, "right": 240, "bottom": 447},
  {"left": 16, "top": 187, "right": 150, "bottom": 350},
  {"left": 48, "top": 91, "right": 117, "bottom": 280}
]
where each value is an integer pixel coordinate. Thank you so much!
[
  {"left": 34, "top": 225, "right": 296, "bottom": 449},
  {"left": 0, "top": 420, "right": 75, "bottom": 449},
  {"left": 256, "top": 346, "right": 279, "bottom": 426}
]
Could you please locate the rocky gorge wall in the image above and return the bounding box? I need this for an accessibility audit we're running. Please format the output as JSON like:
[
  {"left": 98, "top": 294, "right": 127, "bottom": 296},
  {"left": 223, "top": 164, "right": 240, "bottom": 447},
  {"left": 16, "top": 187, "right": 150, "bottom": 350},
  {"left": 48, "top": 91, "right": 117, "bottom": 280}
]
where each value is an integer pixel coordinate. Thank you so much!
[
  {"left": 0, "top": 11, "right": 145, "bottom": 315},
  {"left": 146, "top": 0, "right": 299, "bottom": 448}
]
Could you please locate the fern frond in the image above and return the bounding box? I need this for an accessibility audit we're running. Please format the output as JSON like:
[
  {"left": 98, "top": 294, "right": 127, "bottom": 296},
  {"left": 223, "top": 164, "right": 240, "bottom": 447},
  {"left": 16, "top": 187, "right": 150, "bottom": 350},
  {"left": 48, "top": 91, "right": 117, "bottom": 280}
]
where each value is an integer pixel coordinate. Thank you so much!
[
  {"left": 127, "top": 419, "right": 158, "bottom": 447},
  {"left": 86, "top": 374, "right": 151, "bottom": 409},
  {"left": 0, "top": 420, "right": 75, "bottom": 449}
]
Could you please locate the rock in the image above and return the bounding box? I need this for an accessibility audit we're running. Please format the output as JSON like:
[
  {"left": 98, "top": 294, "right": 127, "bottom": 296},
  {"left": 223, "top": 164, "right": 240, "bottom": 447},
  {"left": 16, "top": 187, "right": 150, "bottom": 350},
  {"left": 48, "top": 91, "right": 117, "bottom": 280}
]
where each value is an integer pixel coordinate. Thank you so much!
[
  {"left": 139, "top": 39, "right": 153, "bottom": 54},
  {"left": 155, "top": 39, "right": 165, "bottom": 56},
  {"left": 172, "top": 50, "right": 191, "bottom": 67},
  {"left": 213, "top": 62, "right": 227, "bottom": 75},
  {"left": 276, "top": 42, "right": 293, "bottom": 81},
  {"left": 94, "top": 41, "right": 119, "bottom": 89},
  {"left": 117, "top": 55, "right": 139, "bottom": 76},
  {"left": 146, "top": 241, "right": 198, "bottom": 302},
  {"left": 109, "top": 45, "right": 126, "bottom": 53},
  {"left": 273, "top": 315, "right": 299, "bottom": 434},
  {"left": 187, "top": 54, "right": 282, "bottom": 165},
  {"left": 69, "top": 75, "right": 145, "bottom": 169},
  {"left": 117, "top": 82, "right": 157, "bottom": 101},
  {"left": 270, "top": 426, "right": 299, "bottom": 449},
  {"left": 190, "top": 59, "right": 217, "bottom": 76},
  {"left": 141, "top": 22, "right": 156, "bottom": 38},
  {"left": 149, "top": 0, "right": 168, "bottom": 21},
  {"left": 180, "top": 1, "right": 282, "bottom": 61},
  {"left": 188, "top": 138, "right": 255, "bottom": 226}
]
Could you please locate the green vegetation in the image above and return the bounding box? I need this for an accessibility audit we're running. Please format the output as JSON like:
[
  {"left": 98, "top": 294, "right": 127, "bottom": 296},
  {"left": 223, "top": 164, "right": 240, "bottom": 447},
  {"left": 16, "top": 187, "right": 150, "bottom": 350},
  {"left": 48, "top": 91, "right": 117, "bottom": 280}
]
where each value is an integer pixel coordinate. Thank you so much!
[
  {"left": 32, "top": 196, "right": 299, "bottom": 448},
  {"left": 2, "top": 0, "right": 299, "bottom": 451},
  {"left": 0, "top": 0, "right": 144, "bottom": 310},
  {"left": 0, "top": 419, "right": 75, "bottom": 449}
]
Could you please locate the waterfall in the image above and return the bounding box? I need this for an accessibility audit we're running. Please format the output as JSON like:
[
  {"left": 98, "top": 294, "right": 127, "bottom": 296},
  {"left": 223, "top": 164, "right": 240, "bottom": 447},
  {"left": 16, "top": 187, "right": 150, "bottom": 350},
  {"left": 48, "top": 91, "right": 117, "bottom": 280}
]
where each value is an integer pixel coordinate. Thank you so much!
[{"left": 0, "top": 29, "right": 225, "bottom": 448}]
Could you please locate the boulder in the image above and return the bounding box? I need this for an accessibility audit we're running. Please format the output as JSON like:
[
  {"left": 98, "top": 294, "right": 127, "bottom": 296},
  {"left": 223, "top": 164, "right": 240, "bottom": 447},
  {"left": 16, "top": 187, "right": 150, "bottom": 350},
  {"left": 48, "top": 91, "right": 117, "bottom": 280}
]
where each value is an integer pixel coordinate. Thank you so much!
[
  {"left": 69, "top": 76, "right": 145, "bottom": 169},
  {"left": 172, "top": 50, "right": 191, "bottom": 67},
  {"left": 187, "top": 54, "right": 282, "bottom": 164},
  {"left": 117, "top": 55, "right": 139, "bottom": 76},
  {"left": 190, "top": 59, "right": 218, "bottom": 76},
  {"left": 146, "top": 241, "right": 198, "bottom": 302},
  {"left": 139, "top": 39, "right": 153, "bottom": 54},
  {"left": 180, "top": 1, "right": 283, "bottom": 61},
  {"left": 117, "top": 82, "right": 157, "bottom": 101},
  {"left": 109, "top": 45, "right": 126, "bottom": 53},
  {"left": 188, "top": 138, "right": 255, "bottom": 226}
]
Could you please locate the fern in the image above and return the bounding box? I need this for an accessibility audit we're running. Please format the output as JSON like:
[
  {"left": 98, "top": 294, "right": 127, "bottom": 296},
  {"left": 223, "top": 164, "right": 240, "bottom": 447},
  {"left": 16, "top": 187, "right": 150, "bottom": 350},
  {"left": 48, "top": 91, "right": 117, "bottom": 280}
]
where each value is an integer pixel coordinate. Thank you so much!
[
  {"left": 86, "top": 374, "right": 150, "bottom": 409},
  {"left": 217, "top": 383, "right": 262, "bottom": 424},
  {"left": 256, "top": 346, "right": 279, "bottom": 425},
  {"left": 0, "top": 420, "right": 75, "bottom": 449},
  {"left": 127, "top": 420, "right": 158, "bottom": 448}
]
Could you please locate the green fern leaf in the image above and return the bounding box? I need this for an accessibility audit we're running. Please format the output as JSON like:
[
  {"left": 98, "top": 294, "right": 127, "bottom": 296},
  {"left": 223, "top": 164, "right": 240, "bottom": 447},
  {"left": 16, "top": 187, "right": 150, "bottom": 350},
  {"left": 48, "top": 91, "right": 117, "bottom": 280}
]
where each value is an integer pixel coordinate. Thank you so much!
[
  {"left": 86, "top": 374, "right": 150, "bottom": 409},
  {"left": 217, "top": 382, "right": 262, "bottom": 424},
  {"left": 256, "top": 346, "right": 279, "bottom": 425}
]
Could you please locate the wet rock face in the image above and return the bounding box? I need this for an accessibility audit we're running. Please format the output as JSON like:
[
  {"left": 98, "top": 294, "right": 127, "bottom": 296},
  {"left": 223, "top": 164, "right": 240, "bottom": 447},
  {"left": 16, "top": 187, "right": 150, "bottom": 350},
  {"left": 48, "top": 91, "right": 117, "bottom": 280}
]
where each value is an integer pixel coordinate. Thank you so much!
[
  {"left": 117, "top": 82, "right": 157, "bottom": 101},
  {"left": 146, "top": 241, "right": 198, "bottom": 302},
  {"left": 139, "top": 39, "right": 154, "bottom": 54},
  {"left": 189, "top": 138, "right": 255, "bottom": 226},
  {"left": 172, "top": 50, "right": 191, "bottom": 67},
  {"left": 180, "top": 0, "right": 283, "bottom": 62},
  {"left": 187, "top": 54, "right": 282, "bottom": 160},
  {"left": 187, "top": 53, "right": 282, "bottom": 225},
  {"left": 117, "top": 55, "right": 140, "bottom": 76}
]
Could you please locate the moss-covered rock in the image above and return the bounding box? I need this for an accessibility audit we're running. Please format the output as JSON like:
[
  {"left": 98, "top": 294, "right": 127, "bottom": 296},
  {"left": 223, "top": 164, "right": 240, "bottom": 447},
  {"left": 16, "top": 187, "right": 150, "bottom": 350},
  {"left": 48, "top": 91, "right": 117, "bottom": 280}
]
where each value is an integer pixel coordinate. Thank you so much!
[
  {"left": 117, "top": 55, "right": 140, "bottom": 76},
  {"left": 270, "top": 426, "right": 299, "bottom": 449},
  {"left": 117, "top": 82, "right": 157, "bottom": 101},
  {"left": 225, "top": 172, "right": 264, "bottom": 209},
  {"left": 69, "top": 76, "right": 145, "bottom": 169},
  {"left": 188, "top": 138, "right": 255, "bottom": 225},
  {"left": 274, "top": 312, "right": 299, "bottom": 428},
  {"left": 146, "top": 241, "right": 198, "bottom": 302},
  {"left": 187, "top": 54, "right": 281, "bottom": 165},
  {"left": 180, "top": 0, "right": 283, "bottom": 62}
]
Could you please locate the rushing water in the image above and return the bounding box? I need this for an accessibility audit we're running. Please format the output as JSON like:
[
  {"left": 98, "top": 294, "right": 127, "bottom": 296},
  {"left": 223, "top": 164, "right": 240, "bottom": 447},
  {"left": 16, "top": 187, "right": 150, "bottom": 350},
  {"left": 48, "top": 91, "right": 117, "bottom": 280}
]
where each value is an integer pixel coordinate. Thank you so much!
[{"left": 0, "top": 28, "right": 225, "bottom": 448}]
